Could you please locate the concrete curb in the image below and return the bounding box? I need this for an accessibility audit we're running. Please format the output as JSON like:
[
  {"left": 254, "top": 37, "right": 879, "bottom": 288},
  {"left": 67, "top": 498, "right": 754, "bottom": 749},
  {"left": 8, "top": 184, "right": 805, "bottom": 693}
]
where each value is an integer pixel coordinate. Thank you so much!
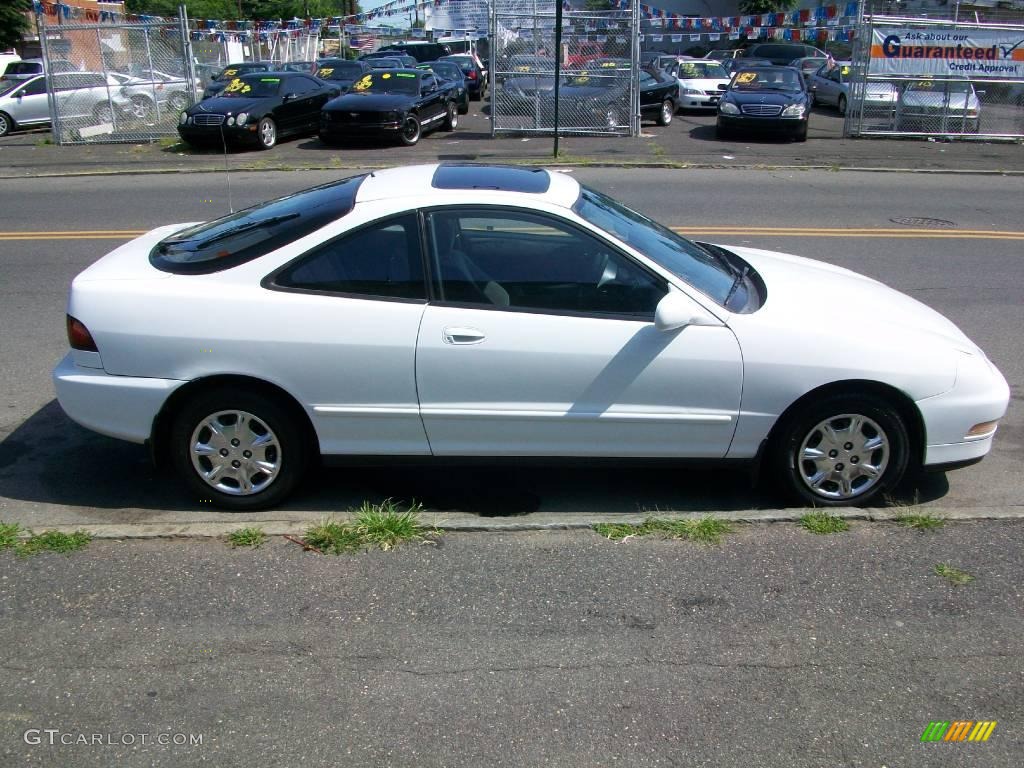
[{"left": 9, "top": 506, "right": 1023, "bottom": 540}]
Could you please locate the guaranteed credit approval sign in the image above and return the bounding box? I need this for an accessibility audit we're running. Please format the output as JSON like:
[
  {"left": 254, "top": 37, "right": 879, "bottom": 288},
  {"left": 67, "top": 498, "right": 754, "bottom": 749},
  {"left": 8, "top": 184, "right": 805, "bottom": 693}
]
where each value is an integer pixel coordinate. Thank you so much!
[{"left": 870, "top": 27, "right": 1024, "bottom": 79}]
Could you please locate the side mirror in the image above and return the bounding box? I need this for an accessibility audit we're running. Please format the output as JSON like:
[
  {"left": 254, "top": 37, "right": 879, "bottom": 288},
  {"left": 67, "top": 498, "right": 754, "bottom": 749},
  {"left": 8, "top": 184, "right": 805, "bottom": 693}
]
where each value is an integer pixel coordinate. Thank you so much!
[
  {"left": 976, "top": 89, "right": 986, "bottom": 96},
  {"left": 654, "top": 289, "right": 720, "bottom": 332}
]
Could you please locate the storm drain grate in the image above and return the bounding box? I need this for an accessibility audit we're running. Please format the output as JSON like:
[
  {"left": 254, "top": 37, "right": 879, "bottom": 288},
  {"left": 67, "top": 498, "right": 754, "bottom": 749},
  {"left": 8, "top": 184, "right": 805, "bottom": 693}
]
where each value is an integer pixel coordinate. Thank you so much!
[{"left": 889, "top": 217, "right": 957, "bottom": 228}]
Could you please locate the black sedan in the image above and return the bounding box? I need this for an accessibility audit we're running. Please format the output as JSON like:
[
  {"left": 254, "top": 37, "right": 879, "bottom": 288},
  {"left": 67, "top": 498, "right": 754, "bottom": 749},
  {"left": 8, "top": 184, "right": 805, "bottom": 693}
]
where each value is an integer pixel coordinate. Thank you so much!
[
  {"left": 716, "top": 66, "right": 810, "bottom": 142},
  {"left": 319, "top": 69, "right": 456, "bottom": 146},
  {"left": 416, "top": 61, "right": 470, "bottom": 114},
  {"left": 179, "top": 72, "right": 339, "bottom": 150},
  {"left": 536, "top": 63, "right": 678, "bottom": 129},
  {"left": 313, "top": 59, "right": 372, "bottom": 94},
  {"left": 441, "top": 54, "right": 488, "bottom": 100},
  {"left": 201, "top": 62, "right": 274, "bottom": 99}
]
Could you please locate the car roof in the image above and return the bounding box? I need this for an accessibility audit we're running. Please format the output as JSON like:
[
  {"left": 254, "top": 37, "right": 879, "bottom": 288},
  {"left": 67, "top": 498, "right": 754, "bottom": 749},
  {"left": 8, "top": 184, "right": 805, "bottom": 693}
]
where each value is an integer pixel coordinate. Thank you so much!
[{"left": 354, "top": 164, "right": 580, "bottom": 209}]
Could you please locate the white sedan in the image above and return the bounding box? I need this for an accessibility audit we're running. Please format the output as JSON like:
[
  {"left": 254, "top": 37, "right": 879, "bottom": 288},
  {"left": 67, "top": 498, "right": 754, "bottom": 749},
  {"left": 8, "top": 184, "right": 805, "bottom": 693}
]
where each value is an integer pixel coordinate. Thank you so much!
[
  {"left": 53, "top": 164, "right": 1009, "bottom": 510},
  {"left": 664, "top": 59, "right": 732, "bottom": 110}
]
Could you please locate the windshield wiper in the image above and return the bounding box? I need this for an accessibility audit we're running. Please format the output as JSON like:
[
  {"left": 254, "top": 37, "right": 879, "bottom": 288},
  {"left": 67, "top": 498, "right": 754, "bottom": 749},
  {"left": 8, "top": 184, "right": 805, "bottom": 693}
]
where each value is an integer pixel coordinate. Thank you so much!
[{"left": 723, "top": 264, "right": 750, "bottom": 306}]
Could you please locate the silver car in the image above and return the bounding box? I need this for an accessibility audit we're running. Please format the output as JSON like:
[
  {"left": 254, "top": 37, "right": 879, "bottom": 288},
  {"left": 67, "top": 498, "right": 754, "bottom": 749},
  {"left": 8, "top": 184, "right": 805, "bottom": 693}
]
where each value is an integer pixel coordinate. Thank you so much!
[
  {"left": 0, "top": 72, "right": 132, "bottom": 137},
  {"left": 809, "top": 62, "right": 897, "bottom": 117},
  {"left": 896, "top": 77, "right": 981, "bottom": 133}
]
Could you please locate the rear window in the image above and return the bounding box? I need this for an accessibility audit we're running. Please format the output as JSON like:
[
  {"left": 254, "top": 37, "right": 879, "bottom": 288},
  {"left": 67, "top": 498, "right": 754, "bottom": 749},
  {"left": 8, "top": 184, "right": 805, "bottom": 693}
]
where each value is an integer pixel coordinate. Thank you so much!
[{"left": 150, "top": 175, "right": 367, "bottom": 274}]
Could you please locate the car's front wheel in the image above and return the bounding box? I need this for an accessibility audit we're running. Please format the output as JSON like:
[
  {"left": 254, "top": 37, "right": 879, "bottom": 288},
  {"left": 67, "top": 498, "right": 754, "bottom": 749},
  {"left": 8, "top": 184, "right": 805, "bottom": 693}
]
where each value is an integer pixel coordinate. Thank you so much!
[
  {"left": 838, "top": 94, "right": 848, "bottom": 115},
  {"left": 442, "top": 102, "right": 458, "bottom": 131},
  {"left": 169, "top": 388, "right": 308, "bottom": 510},
  {"left": 257, "top": 116, "right": 277, "bottom": 149},
  {"left": 772, "top": 394, "right": 910, "bottom": 507},
  {"left": 0, "top": 111, "right": 12, "bottom": 137},
  {"left": 657, "top": 99, "right": 674, "bottom": 126},
  {"left": 94, "top": 103, "right": 114, "bottom": 125},
  {"left": 399, "top": 114, "right": 421, "bottom": 145},
  {"left": 130, "top": 95, "right": 154, "bottom": 121}
]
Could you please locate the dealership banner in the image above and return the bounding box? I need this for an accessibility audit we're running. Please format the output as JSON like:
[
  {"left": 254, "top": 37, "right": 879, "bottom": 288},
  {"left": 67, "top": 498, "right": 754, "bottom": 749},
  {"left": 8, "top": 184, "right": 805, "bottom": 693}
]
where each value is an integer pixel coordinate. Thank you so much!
[{"left": 870, "top": 27, "right": 1024, "bottom": 79}]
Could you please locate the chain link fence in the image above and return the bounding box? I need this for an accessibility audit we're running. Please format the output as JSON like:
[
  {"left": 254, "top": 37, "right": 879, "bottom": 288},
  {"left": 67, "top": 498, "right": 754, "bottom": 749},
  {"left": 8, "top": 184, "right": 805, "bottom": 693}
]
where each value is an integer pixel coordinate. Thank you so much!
[
  {"left": 846, "top": 3, "right": 1024, "bottom": 139},
  {"left": 39, "top": 10, "right": 197, "bottom": 144},
  {"left": 490, "top": 3, "right": 640, "bottom": 136}
]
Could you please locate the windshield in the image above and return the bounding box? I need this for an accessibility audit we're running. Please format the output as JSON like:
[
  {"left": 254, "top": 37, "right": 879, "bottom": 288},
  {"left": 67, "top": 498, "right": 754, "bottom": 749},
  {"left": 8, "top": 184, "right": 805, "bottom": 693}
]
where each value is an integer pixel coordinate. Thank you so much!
[
  {"left": 421, "top": 63, "right": 461, "bottom": 81},
  {"left": 349, "top": 71, "right": 419, "bottom": 95},
  {"left": 316, "top": 61, "right": 363, "bottom": 79},
  {"left": 564, "top": 69, "right": 625, "bottom": 87},
  {"left": 677, "top": 62, "right": 728, "bottom": 79},
  {"left": 907, "top": 79, "right": 973, "bottom": 94},
  {"left": 215, "top": 64, "right": 265, "bottom": 81},
  {"left": 731, "top": 69, "right": 802, "bottom": 91},
  {"left": 0, "top": 79, "right": 22, "bottom": 96},
  {"left": 219, "top": 76, "right": 282, "bottom": 98},
  {"left": 573, "top": 186, "right": 738, "bottom": 307}
]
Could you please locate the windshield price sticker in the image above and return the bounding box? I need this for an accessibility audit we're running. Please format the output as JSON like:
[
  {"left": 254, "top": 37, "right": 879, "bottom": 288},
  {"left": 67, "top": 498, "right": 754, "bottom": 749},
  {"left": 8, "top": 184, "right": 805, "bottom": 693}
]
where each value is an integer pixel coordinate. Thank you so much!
[
  {"left": 353, "top": 75, "right": 373, "bottom": 91},
  {"left": 223, "top": 78, "right": 251, "bottom": 94},
  {"left": 735, "top": 72, "right": 758, "bottom": 84},
  {"left": 222, "top": 69, "right": 237, "bottom": 77},
  {"left": 396, "top": 73, "right": 417, "bottom": 78},
  {"left": 381, "top": 73, "right": 391, "bottom": 79},
  {"left": 318, "top": 68, "right": 334, "bottom": 78}
]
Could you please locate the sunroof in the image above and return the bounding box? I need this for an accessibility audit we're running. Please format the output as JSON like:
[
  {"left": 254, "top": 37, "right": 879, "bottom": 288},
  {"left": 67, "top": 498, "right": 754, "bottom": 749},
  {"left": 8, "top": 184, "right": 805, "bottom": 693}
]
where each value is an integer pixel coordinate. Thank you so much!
[{"left": 431, "top": 164, "right": 551, "bottom": 193}]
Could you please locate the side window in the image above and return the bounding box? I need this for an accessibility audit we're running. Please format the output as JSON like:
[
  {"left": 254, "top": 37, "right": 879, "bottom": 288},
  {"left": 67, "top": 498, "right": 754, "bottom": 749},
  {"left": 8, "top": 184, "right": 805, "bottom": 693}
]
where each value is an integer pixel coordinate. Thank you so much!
[
  {"left": 291, "top": 76, "right": 319, "bottom": 94},
  {"left": 19, "top": 78, "right": 46, "bottom": 97},
  {"left": 275, "top": 214, "right": 426, "bottom": 300},
  {"left": 639, "top": 71, "right": 654, "bottom": 86},
  {"left": 427, "top": 209, "right": 666, "bottom": 317},
  {"left": 829, "top": 68, "right": 842, "bottom": 83}
]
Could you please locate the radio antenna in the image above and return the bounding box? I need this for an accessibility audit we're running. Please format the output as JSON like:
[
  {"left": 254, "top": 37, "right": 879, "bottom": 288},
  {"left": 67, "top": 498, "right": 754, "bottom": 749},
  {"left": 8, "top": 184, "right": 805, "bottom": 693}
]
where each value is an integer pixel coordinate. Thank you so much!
[{"left": 220, "top": 124, "right": 234, "bottom": 213}]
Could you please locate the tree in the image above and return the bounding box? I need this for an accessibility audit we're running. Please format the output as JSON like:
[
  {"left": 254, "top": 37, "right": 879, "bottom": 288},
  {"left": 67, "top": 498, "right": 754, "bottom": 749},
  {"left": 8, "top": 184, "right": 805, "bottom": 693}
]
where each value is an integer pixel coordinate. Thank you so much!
[
  {"left": 738, "top": 0, "right": 798, "bottom": 12},
  {"left": 1, "top": 0, "right": 33, "bottom": 53}
]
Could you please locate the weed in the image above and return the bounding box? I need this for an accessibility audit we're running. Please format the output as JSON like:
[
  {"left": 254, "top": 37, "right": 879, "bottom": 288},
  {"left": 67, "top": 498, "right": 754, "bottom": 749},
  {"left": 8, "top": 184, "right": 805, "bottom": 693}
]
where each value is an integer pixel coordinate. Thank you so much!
[
  {"left": 13, "top": 530, "right": 91, "bottom": 557},
  {"left": 799, "top": 511, "right": 850, "bottom": 534},
  {"left": 226, "top": 527, "right": 267, "bottom": 548},
  {"left": 0, "top": 522, "right": 23, "bottom": 549},
  {"left": 594, "top": 516, "right": 733, "bottom": 545},
  {"left": 895, "top": 514, "right": 945, "bottom": 532},
  {"left": 303, "top": 500, "right": 432, "bottom": 554},
  {"left": 934, "top": 563, "right": 974, "bottom": 586}
]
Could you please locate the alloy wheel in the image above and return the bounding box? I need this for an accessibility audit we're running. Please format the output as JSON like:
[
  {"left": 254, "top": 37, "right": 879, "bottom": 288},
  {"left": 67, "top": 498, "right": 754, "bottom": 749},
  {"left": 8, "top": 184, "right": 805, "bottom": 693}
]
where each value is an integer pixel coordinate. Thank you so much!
[
  {"left": 796, "top": 413, "right": 890, "bottom": 501},
  {"left": 189, "top": 410, "right": 281, "bottom": 496}
]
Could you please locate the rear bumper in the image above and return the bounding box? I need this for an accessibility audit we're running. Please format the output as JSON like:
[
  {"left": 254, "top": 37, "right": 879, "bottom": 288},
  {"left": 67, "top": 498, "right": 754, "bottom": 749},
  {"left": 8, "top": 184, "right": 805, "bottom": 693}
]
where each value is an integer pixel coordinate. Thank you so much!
[{"left": 52, "top": 353, "right": 185, "bottom": 444}]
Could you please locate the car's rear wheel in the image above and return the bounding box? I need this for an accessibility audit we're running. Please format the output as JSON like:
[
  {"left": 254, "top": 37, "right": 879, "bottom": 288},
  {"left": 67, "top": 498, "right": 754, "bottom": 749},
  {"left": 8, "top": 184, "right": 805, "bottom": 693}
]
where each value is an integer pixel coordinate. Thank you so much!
[
  {"left": 399, "top": 114, "right": 421, "bottom": 145},
  {"left": 443, "top": 102, "right": 458, "bottom": 131},
  {"left": 257, "top": 116, "right": 276, "bottom": 149},
  {"left": 458, "top": 94, "right": 469, "bottom": 115},
  {"left": 94, "top": 104, "right": 114, "bottom": 125},
  {"left": 169, "top": 388, "right": 307, "bottom": 511},
  {"left": 657, "top": 99, "right": 674, "bottom": 126},
  {"left": 772, "top": 394, "right": 910, "bottom": 507},
  {"left": 0, "top": 112, "right": 12, "bottom": 137},
  {"left": 168, "top": 92, "right": 189, "bottom": 112},
  {"left": 838, "top": 94, "right": 848, "bottom": 115},
  {"left": 130, "top": 95, "right": 154, "bottom": 121}
]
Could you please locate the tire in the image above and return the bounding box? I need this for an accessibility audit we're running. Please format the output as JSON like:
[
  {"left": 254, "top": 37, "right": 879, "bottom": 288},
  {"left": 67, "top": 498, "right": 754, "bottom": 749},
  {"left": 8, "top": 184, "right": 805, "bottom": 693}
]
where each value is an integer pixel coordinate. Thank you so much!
[
  {"left": 838, "top": 94, "right": 847, "bottom": 116},
  {"left": 0, "top": 112, "right": 12, "bottom": 137},
  {"left": 656, "top": 98, "right": 674, "bottom": 126},
  {"left": 458, "top": 94, "right": 469, "bottom": 115},
  {"left": 257, "top": 116, "right": 276, "bottom": 149},
  {"left": 94, "top": 104, "right": 114, "bottom": 125},
  {"left": 716, "top": 123, "right": 733, "bottom": 140},
  {"left": 129, "top": 96, "right": 154, "bottom": 121},
  {"left": 794, "top": 122, "right": 808, "bottom": 142},
  {"left": 809, "top": 90, "right": 816, "bottom": 106},
  {"left": 399, "top": 114, "right": 421, "bottom": 146},
  {"left": 169, "top": 387, "right": 308, "bottom": 511},
  {"left": 771, "top": 393, "right": 910, "bottom": 507},
  {"left": 442, "top": 102, "right": 458, "bottom": 131},
  {"left": 168, "top": 92, "right": 189, "bottom": 112}
]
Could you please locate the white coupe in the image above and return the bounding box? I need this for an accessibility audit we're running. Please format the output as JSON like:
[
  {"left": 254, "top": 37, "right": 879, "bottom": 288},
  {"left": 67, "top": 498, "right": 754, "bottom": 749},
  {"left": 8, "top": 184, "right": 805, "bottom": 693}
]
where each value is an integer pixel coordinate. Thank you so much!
[{"left": 54, "top": 164, "right": 1009, "bottom": 510}]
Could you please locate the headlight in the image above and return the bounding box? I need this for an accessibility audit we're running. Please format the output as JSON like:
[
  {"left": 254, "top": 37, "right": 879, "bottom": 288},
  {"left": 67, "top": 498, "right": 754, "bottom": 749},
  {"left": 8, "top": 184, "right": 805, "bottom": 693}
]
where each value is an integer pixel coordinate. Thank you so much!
[
  {"left": 719, "top": 102, "right": 739, "bottom": 115},
  {"left": 782, "top": 103, "right": 806, "bottom": 117},
  {"left": 684, "top": 88, "right": 703, "bottom": 96},
  {"left": 186, "top": 116, "right": 194, "bottom": 125},
  {"left": 179, "top": 111, "right": 188, "bottom": 125},
  {"left": 226, "top": 116, "right": 235, "bottom": 126},
  {"left": 236, "top": 112, "right": 248, "bottom": 125}
]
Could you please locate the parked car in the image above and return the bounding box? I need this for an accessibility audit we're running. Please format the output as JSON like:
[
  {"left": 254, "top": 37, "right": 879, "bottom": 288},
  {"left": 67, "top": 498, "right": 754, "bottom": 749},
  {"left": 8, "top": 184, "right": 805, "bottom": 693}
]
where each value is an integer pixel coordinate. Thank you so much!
[
  {"left": 359, "top": 51, "right": 418, "bottom": 68},
  {"left": 896, "top": 77, "right": 982, "bottom": 133},
  {"left": 202, "top": 62, "right": 275, "bottom": 99},
  {"left": 639, "top": 66, "right": 679, "bottom": 125},
  {"left": 108, "top": 70, "right": 194, "bottom": 119},
  {"left": 0, "top": 76, "right": 48, "bottom": 136},
  {"left": 722, "top": 57, "right": 772, "bottom": 76},
  {"left": 743, "top": 43, "right": 827, "bottom": 66},
  {"left": 179, "top": 72, "right": 339, "bottom": 150},
  {"left": 319, "top": 69, "right": 457, "bottom": 146},
  {"left": 788, "top": 56, "right": 829, "bottom": 82},
  {"left": 54, "top": 71, "right": 133, "bottom": 125},
  {"left": 417, "top": 61, "right": 470, "bottom": 114},
  {"left": 53, "top": 164, "right": 1009, "bottom": 510},
  {"left": 565, "top": 42, "right": 604, "bottom": 68},
  {"left": 705, "top": 49, "right": 743, "bottom": 60},
  {"left": 494, "top": 56, "right": 557, "bottom": 113},
  {"left": 440, "top": 53, "right": 488, "bottom": 100},
  {"left": 717, "top": 66, "right": 810, "bottom": 141},
  {"left": 377, "top": 41, "right": 453, "bottom": 63},
  {"left": 665, "top": 59, "right": 731, "bottom": 110},
  {"left": 312, "top": 58, "right": 373, "bottom": 94},
  {"left": 808, "top": 62, "right": 897, "bottom": 118}
]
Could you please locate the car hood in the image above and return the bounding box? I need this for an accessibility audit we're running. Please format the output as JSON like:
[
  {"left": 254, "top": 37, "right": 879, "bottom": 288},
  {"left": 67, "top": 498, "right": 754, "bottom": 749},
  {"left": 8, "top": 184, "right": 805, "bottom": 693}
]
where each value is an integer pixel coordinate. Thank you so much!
[
  {"left": 726, "top": 89, "right": 803, "bottom": 105},
  {"left": 325, "top": 92, "right": 412, "bottom": 111},
  {"left": 719, "top": 244, "right": 977, "bottom": 351},
  {"left": 191, "top": 96, "right": 265, "bottom": 114}
]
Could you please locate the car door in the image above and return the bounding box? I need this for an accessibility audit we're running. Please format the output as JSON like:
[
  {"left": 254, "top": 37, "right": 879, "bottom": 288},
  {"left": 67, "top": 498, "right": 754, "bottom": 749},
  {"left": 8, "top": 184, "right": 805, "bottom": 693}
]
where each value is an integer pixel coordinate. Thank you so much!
[
  {"left": 638, "top": 70, "right": 660, "bottom": 114},
  {"left": 288, "top": 75, "right": 328, "bottom": 133},
  {"left": 415, "top": 206, "right": 743, "bottom": 458},
  {"left": 417, "top": 72, "right": 446, "bottom": 129},
  {"left": 12, "top": 76, "right": 49, "bottom": 124}
]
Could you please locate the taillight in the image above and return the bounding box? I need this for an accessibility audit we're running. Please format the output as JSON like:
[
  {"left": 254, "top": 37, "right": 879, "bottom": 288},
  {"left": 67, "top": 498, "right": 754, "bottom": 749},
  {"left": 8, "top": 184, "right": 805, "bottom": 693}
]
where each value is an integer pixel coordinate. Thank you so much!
[
  {"left": 67, "top": 315, "right": 98, "bottom": 352},
  {"left": 468, "top": 70, "right": 478, "bottom": 80}
]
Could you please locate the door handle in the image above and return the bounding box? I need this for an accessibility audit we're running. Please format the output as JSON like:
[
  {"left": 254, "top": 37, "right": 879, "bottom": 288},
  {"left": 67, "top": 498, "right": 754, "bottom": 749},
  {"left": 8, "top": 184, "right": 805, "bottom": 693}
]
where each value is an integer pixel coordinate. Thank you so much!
[{"left": 443, "top": 327, "right": 485, "bottom": 345}]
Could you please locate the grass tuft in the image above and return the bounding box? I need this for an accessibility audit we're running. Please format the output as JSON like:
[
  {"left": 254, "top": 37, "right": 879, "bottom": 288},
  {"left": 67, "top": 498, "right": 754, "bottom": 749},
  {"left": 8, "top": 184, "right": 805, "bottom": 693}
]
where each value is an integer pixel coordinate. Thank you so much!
[
  {"left": 12, "top": 530, "right": 91, "bottom": 557},
  {"left": 226, "top": 527, "right": 267, "bottom": 549},
  {"left": 934, "top": 563, "right": 974, "bottom": 586},
  {"left": 799, "top": 511, "right": 850, "bottom": 535},
  {"left": 594, "top": 516, "right": 733, "bottom": 545},
  {"left": 303, "top": 500, "right": 432, "bottom": 554},
  {"left": 0, "top": 522, "right": 23, "bottom": 549},
  {"left": 894, "top": 513, "right": 945, "bottom": 532}
]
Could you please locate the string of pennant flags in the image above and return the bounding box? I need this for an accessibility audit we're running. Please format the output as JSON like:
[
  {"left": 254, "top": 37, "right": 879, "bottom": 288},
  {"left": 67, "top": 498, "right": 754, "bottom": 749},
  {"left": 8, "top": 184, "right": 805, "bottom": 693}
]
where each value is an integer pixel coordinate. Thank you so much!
[{"left": 31, "top": 1, "right": 861, "bottom": 43}]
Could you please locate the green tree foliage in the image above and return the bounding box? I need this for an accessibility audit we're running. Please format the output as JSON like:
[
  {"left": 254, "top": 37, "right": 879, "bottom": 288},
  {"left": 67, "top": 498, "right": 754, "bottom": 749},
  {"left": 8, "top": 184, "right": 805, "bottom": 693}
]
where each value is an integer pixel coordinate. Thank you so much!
[
  {"left": 1, "top": 0, "right": 33, "bottom": 53},
  {"left": 738, "top": 0, "right": 799, "bottom": 12}
]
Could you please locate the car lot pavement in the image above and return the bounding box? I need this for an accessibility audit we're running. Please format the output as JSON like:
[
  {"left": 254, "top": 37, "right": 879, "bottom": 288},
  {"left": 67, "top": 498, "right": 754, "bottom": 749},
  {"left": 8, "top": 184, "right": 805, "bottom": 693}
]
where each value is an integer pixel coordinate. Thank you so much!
[{"left": 0, "top": 106, "right": 1020, "bottom": 178}]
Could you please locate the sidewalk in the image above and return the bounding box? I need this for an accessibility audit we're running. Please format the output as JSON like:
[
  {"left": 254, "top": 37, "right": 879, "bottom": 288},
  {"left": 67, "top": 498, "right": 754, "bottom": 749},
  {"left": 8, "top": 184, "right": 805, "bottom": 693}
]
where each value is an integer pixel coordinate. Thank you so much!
[{"left": 1, "top": 109, "right": 1021, "bottom": 177}]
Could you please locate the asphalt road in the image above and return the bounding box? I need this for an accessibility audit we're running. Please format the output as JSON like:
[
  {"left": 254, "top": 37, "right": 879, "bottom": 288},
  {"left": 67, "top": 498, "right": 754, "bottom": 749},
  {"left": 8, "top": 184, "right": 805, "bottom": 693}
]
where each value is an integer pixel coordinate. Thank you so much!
[
  {"left": 1, "top": 523, "right": 1022, "bottom": 767},
  {"left": 0, "top": 169, "right": 1022, "bottom": 529}
]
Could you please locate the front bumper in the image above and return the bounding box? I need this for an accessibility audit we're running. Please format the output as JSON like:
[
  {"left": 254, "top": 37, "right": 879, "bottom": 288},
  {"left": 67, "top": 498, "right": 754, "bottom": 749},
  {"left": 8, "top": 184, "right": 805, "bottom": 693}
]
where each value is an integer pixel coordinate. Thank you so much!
[
  {"left": 178, "top": 122, "right": 259, "bottom": 144},
  {"left": 917, "top": 351, "right": 1010, "bottom": 467},
  {"left": 52, "top": 353, "right": 185, "bottom": 444},
  {"left": 680, "top": 93, "right": 722, "bottom": 109},
  {"left": 717, "top": 113, "right": 807, "bottom": 134},
  {"left": 319, "top": 118, "right": 402, "bottom": 138}
]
